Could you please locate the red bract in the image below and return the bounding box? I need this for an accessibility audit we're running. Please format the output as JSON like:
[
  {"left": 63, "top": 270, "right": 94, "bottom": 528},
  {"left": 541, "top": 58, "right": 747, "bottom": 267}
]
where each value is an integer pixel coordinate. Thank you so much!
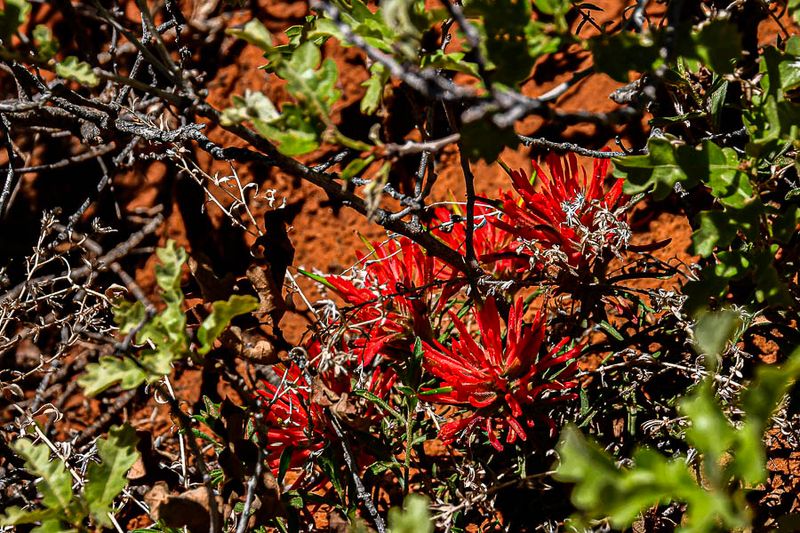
[
  {"left": 430, "top": 205, "right": 523, "bottom": 278},
  {"left": 255, "top": 363, "right": 326, "bottom": 476},
  {"left": 325, "top": 238, "right": 451, "bottom": 365},
  {"left": 422, "top": 296, "right": 579, "bottom": 451},
  {"left": 494, "top": 153, "right": 628, "bottom": 270},
  {"left": 255, "top": 357, "right": 397, "bottom": 478}
]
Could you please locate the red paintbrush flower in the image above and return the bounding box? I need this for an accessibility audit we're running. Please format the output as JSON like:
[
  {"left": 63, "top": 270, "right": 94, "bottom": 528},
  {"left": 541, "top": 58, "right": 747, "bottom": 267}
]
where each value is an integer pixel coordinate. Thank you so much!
[
  {"left": 422, "top": 296, "right": 579, "bottom": 451},
  {"left": 255, "top": 353, "right": 397, "bottom": 478},
  {"left": 494, "top": 153, "right": 629, "bottom": 271},
  {"left": 255, "top": 362, "right": 327, "bottom": 476},
  {"left": 324, "top": 238, "right": 451, "bottom": 365}
]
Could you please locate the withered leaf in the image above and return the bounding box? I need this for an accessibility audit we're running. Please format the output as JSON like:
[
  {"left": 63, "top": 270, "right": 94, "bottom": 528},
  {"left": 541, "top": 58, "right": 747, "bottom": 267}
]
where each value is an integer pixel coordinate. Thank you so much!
[
  {"left": 219, "top": 326, "right": 278, "bottom": 364},
  {"left": 146, "top": 484, "right": 222, "bottom": 533}
]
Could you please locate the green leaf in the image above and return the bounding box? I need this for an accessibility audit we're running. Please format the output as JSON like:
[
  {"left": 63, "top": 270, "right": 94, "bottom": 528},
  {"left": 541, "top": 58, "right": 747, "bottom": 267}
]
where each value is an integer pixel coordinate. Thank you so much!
[
  {"left": 690, "top": 201, "right": 761, "bottom": 257},
  {"left": 13, "top": 440, "right": 73, "bottom": 512},
  {"left": 381, "top": 0, "right": 425, "bottom": 44},
  {"left": 680, "top": 383, "right": 736, "bottom": 485},
  {"left": 419, "top": 50, "right": 480, "bottom": 77},
  {"left": 85, "top": 425, "right": 140, "bottom": 527},
  {"left": 0, "top": 0, "right": 30, "bottom": 41},
  {"left": 532, "top": 0, "right": 569, "bottom": 15},
  {"left": 387, "top": 494, "right": 433, "bottom": 533},
  {"left": 599, "top": 320, "right": 624, "bottom": 341},
  {"left": 467, "top": 0, "right": 536, "bottom": 85},
  {"left": 772, "top": 204, "right": 800, "bottom": 243},
  {"left": 616, "top": 136, "right": 698, "bottom": 199},
  {"left": 227, "top": 19, "right": 272, "bottom": 50},
  {"left": 32, "top": 519, "right": 74, "bottom": 533},
  {"left": 617, "top": 137, "right": 746, "bottom": 201},
  {"left": 55, "top": 56, "right": 99, "bottom": 87},
  {"left": 591, "top": 31, "right": 661, "bottom": 82},
  {"left": 751, "top": 249, "right": 792, "bottom": 306},
  {"left": 704, "top": 149, "right": 752, "bottom": 208},
  {"left": 78, "top": 356, "right": 147, "bottom": 397},
  {"left": 0, "top": 507, "right": 58, "bottom": 527},
  {"left": 197, "top": 294, "right": 259, "bottom": 355},
  {"left": 360, "top": 63, "right": 389, "bottom": 115},
  {"left": 155, "top": 240, "right": 187, "bottom": 301},
  {"left": 691, "top": 21, "right": 742, "bottom": 75},
  {"left": 317, "top": 452, "right": 344, "bottom": 500},
  {"left": 554, "top": 425, "right": 748, "bottom": 531},
  {"left": 353, "top": 389, "right": 404, "bottom": 422},
  {"left": 220, "top": 91, "right": 280, "bottom": 127},
  {"left": 253, "top": 118, "right": 320, "bottom": 156},
  {"left": 33, "top": 24, "right": 59, "bottom": 61},
  {"left": 692, "top": 308, "right": 741, "bottom": 360},
  {"left": 340, "top": 156, "right": 374, "bottom": 181},
  {"left": 460, "top": 119, "right": 519, "bottom": 163},
  {"left": 734, "top": 348, "right": 800, "bottom": 484},
  {"left": 113, "top": 300, "right": 146, "bottom": 335},
  {"left": 296, "top": 268, "right": 336, "bottom": 289}
]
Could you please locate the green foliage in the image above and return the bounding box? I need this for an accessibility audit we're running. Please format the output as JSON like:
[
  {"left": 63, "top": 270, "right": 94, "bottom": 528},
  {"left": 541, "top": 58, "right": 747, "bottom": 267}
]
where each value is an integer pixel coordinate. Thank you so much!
[
  {"left": 591, "top": 31, "right": 661, "bottom": 83},
  {"left": 556, "top": 312, "right": 800, "bottom": 532},
  {"left": 460, "top": 119, "right": 519, "bottom": 163},
  {"left": 744, "top": 38, "right": 800, "bottom": 157},
  {"left": 606, "top": 25, "right": 800, "bottom": 314},
  {"left": 0, "top": 425, "right": 139, "bottom": 531},
  {"left": 79, "top": 241, "right": 255, "bottom": 396},
  {"left": 591, "top": 20, "right": 741, "bottom": 82},
  {"left": 33, "top": 24, "right": 58, "bottom": 60},
  {"left": 387, "top": 494, "right": 434, "bottom": 533},
  {"left": 84, "top": 425, "right": 140, "bottom": 527},
  {"left": 467, "top": 0, "right": 534, "bottom": 86},
  {"left": 689, "top": 21, "right": 742, "bottom": 75},
  {"left": 616, "top": 137, "right": 746, "bottom": 202},
  {"left": 692, "top": 308, "right": 742, "bottom": 363},
  {"left": 0, "top": 0, "right": 30, "bottom": 41},
  {"left": 226, "top": 19, "right": 272, "bottom": 50},
  {"left": 690, "top": 201, "right": 761, "bottom": 257},
  {"left": 223, "top": 34, "right": 368, "bottom": 155},
  {"left": 197, "top": 294, "right": 259, "bottom": 355},
  {"left": 55, "top": 56, "right": 100, "bottom": 87}
]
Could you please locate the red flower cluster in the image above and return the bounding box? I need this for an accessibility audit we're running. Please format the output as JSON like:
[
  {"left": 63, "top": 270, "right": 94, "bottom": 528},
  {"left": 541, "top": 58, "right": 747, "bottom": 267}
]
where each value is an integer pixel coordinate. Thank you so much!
[
  {"left": 422, "top": 296, "right": 580, "bottom": 451},
  {"left": 255, "top": 347, "right": 397, "bottom": 478},
  {"left": 324, "top": 237, "right": 451, "bottom": 365},
  {"left": 256, "top": 363, "right": 326, "bottom": 475},
  {"left": 256, "top": 154, "right": 620, "bottom": 467},
  {"left": 494, "top": 153, "right": 628, "bottom": 270}
]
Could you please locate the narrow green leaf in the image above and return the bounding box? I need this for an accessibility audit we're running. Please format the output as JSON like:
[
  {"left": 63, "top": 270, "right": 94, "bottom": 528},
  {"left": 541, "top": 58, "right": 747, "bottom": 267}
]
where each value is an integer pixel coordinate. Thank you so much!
[
  {"left": 341, "top": 155, "right": 374, "bottom": 181},
  {"left": 599, "top": 320, "right": 624, "bottom": 341},
  {"left": 353, "top": 389, "right": 403, "bottom": 422},
  {"left": 296, "top": 268, "right": 336, "bottom": 290}
]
